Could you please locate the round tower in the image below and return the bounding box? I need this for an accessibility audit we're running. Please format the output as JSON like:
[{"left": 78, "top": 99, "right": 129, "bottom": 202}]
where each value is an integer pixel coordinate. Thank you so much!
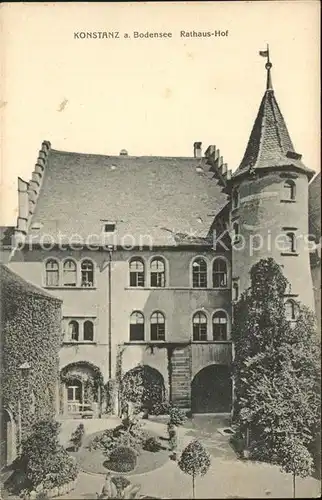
[{"left": 229, "top": 49, "right": 315, "bottom": 309}]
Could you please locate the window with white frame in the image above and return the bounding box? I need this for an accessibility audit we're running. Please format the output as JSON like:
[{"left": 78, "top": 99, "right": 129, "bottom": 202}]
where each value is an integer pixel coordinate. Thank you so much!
[
  {"left": 192, "top": 258, "right": 207, "bottom": 288},
  {"left": 63, "top": 260, "right": 77, "bottom": 287},
  {"left": 150, "top": 311, "right": 165, "bottom": 341},
  {"left": 212, "top": 311, "right": 228, "bottom": 341},
  {"left": 213, "top": 258, "right": 228, "bottom": 288},
  {"left": 193, "top": 311, "right": 207, "bottom": 341},
  {"left": 129, "top": 259, "right": 145, "bottom": 287},
  {"left": 150, "top": 258, "right": 165, "bottom": 287},
  {"left": 81, "top": 260, "right": 94, "bottom": 287},
  {"left": 45, "top": 259, "right": 59, "bottom": 286}
]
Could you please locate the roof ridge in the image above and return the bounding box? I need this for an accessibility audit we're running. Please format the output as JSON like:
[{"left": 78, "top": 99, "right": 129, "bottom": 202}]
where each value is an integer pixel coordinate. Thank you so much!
[{"left": 49, "top": 148, "right": 200, "bottom": 160}]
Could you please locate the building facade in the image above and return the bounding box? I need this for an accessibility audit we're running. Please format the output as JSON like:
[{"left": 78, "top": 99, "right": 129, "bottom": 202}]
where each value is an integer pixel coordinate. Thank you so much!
[{"left": 5, "top": 56, "right": 320, "bottom": 418}]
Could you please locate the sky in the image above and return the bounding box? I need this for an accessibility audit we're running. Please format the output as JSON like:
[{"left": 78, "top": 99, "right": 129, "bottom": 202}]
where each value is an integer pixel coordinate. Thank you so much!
[{"left": 0, "top": 1, "right": 320, "bottom": 225}]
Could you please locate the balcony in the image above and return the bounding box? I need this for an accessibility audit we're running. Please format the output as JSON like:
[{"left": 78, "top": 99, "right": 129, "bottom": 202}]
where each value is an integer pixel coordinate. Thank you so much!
[{"left": 191, "top": 341, "right": 232, "bottom": 366}]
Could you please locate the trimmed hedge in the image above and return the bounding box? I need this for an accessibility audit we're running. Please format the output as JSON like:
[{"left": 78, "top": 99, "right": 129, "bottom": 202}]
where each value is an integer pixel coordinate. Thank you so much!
[{"left": 107, "top": 446, "right": 137, "bottom": 473}]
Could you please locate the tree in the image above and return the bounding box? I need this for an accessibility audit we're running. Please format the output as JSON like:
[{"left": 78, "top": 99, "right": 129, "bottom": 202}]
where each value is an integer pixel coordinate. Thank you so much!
[
  {"left": 178, "top": 440, "right": 211, "bottom": 499},
  {"left": 232, "top": 258, "right": 321, "bottom": 494}
]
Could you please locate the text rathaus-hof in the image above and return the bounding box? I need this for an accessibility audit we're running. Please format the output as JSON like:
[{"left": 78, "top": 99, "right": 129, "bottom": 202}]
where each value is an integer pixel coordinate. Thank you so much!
[{"left": 3, "top": 52, "right": 320, "bottom": 417}]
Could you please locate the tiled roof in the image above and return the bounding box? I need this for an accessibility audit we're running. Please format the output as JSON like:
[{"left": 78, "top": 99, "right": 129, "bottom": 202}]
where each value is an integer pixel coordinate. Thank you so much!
[
  {"left": 309, "top": 172, "right": 321, "bottom": 241},
  {"left": 27, "top": 149, "right": 228, "bottom": 246},
  {"left": 0, "top": 262, "right": 62, "bottom": 301},
  {"left": 233, "top": 89, "right": 314, "bottom": 179}
]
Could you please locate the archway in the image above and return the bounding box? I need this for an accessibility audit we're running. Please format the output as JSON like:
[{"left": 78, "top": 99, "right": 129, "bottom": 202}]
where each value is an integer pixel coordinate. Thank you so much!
[
  {"left": 0, "top": 409, "right": 16, "bottom": 467},
  {"left": 191, "top": 364, "right": 232, "bottom": 413},
  {"left": 60, "top": 361, "right": 104, "bottom": 417},
  {"left": 121, "top": 365, "right": 166, "bottom": 412}
]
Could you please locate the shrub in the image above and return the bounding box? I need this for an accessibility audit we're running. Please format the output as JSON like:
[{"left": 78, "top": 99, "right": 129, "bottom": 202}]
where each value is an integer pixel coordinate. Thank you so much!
[
  {"left": 152, "top": 402, "right": 171, "bottom": 416},
  {"left": 21, "top": 420, "right": 60, "bottom": 459},
  {"left": 143, "top": 437, "right": 162, "bottom": 452},
  {"left": 108, "top": 446, "right": 137, "bottom": 473},
  {"left": 169, "top": 406, "right": 187, "bottom": 427},
  {"left": 20, "top": 419, "right": 78, "bottom": 491},
  {"left": 27, "top": 447, "right": 78, "bottom": 490},
  {"left": 89, "top": 429, "right": 115, "bottom": 454},
  {"left": 70, "top": 423, "right": 85, "bottom": 451}
]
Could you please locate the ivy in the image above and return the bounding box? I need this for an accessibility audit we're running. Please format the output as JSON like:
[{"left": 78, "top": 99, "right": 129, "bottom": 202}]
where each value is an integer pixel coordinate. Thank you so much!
[{"left": 1, "top": 264, "right": 62, "bottom": 439}]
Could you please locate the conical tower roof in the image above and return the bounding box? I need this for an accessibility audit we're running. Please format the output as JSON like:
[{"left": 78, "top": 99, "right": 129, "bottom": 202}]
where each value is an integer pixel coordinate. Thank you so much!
[{"left": 233, "top": 50, "right": 314, "bottom": 180}]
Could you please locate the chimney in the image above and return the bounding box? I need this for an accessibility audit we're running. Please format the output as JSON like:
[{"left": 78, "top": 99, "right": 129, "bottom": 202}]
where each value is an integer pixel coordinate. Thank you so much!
[
  {"left": 119, "top": 149, "right": 128, "bottom": 156},
  {"left": 193, "top": 142, "right": 202, "bottom": 158}
]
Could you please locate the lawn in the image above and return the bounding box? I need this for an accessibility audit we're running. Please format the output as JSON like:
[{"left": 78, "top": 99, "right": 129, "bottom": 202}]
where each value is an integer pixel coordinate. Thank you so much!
[{"left": 71, "top": 429, "right": 169, "bottom": 476}]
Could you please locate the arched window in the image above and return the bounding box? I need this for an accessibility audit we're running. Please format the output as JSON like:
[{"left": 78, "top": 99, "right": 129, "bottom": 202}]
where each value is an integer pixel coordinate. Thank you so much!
[
  {"left": 285, "top": 300, "right": 298, "bottom": 321},
  {"left": 193, "top": 312, "right": 207, "bottom": 341},
  {"left": 284, "top": 232, "right": 296, "bottom": 253},
  {"left": 69, "top": 320, "right": 79, "bottom": 341},
  {"left": 232, "top": 189, "right": 239, "bottom": 209},
  {"left": 213, "top": 258, "right": 228, "bottom": 288},
  {"left": 150, "top": 258, "right": 165, "bottom": 287},
  {"left": 84, "top": 320, "right": 94, "bottom": 341},
  {"left": 212, "top": 311, "right": 228, "bottom": 341},
  {"left": 63, "top": 259, "right": 77, "bottom": 286},
  {"left": 150, "top": 312, "right": 165, "bottom": 341},
  {"left": 45, "top": 259, "right": 59, "bottom": 286},
  {"left": 130, "top": 311, "right": 144, "bottom": 341},
  {"left": 283, "top": 180, "right": 296, "bottom": 201},
  {"left": 192, "top": 258, "right": 207, "bottom": 288},
  {"left": 81, "top": 260, "right": 94, "bottom": 287},
  {"left": 129, "top": 259, "right": 145, "bottom": 287}
]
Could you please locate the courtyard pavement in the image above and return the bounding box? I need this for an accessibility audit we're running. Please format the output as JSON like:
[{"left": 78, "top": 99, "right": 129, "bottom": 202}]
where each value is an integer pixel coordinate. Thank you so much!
[{"left": 58, "top": 416, "right": 321, "bottom": 499}]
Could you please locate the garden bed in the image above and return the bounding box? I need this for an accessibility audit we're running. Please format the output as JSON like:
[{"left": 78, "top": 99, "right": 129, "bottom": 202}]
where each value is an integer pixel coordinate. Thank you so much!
[{"left": 71, "top": 428, "right": 169, "bottom": 476}]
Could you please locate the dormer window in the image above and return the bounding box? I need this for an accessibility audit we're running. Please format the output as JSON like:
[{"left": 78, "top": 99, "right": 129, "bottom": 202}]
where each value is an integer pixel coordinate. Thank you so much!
[{"left": 104, "top": 223, "right": 116, "bottom": 232}]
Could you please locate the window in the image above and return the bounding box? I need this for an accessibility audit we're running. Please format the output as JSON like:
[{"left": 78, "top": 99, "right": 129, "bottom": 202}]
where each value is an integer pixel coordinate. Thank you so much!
[
  {"left": 212, "top": 311, "right": 228, "bottom": 341},
  {"left": 284, "top": 232, "right": 296, "bottom": 253},
  {"left": 213, "top": 258, "right": 228, "bottom": 288},
  {"left": 150, "top": 312, "right": 165, "bottom": 341},
  {"left": 104, "top": 223, "right": 116, "bottom": 232},
  {"left": 69, "top": 320, "right": 79, "bottom": 341},
  {"left": 150, "top": 258, "right": 165, "bottom": 287},
  {"left": 285, "top": 300, "right": 298, "bottom": 321},
  {"left": 283, "top": 180, "right": 296, "bottom": 201},
  {"left": 192, "top": 258, "right": 207, "bottom": 288},
  {"left": 67, "top": 381, "right": 81, "bottom": 402},
  {"left": 64, "top": 318, "right": 95, "bottom": 343},
  {"left": 45, "top": 259, "right": 59, "bottom": 286},
  {"left": 84, "top": 320, "right": 94, "bottom": 341},
  {"left": 63, "top": 259, "right": 77, "bottom": 286},
  {"left": 129, "top": 259, "right": 145, "bottom": 287},
  {"left": 232, "top": 222, "right": 240, "bottom": 244},
  {"left": 130, "top": 311, "right": 144, "bottom": 341},
  {"left": 232, "top": 189, "right": 239, "bottom": 209},
  {"left": 81, "top": 260, "right": 94, "bottom": 287},
  {"left": 193, "top": 312, "right": 207, "bottom": 341},
  {"left": 232, "top": 280, "right": 239, "bottom": 301}
]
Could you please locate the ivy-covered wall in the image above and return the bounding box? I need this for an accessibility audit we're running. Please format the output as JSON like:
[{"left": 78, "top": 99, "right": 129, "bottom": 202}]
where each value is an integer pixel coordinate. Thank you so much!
[{"left": 0, "top": 263, "right": 62, "bottom": 441}]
